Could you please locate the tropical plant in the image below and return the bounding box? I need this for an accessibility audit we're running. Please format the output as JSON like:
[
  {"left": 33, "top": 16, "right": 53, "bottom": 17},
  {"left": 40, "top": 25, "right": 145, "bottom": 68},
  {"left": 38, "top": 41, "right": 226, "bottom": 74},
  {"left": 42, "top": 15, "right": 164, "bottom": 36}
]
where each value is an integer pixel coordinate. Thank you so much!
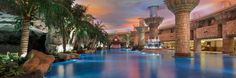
[
  {"left": 92, "top": 22, "right": 110, "bottom": 46},
  {"left": 0, "top": 53, "right": 25, "bottom": 78},
  {"left": 0, "top": 0, "right": 73, "bottom": 57},
  {"left": 44, "top": 1, "right": 87, "bottom": 53},
  {"left": 121, "top": 34, "right": 131, "bottom": 47},
  {"left": 0, "top": 0, "right": 108, "bottom": 54},
  {"left": 74, "top": 20, "right": 109, "bottom": 50},
  {"left": 0, "top": 62, "right": 25, "bottom": 78}
]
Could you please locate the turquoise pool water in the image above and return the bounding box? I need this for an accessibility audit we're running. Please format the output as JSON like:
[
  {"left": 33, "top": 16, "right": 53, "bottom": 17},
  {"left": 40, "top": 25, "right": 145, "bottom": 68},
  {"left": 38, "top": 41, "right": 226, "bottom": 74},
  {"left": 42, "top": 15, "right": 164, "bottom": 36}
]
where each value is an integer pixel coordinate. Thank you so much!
[{"left": 45, "top": 49, "right": 236, "bottom": 78}]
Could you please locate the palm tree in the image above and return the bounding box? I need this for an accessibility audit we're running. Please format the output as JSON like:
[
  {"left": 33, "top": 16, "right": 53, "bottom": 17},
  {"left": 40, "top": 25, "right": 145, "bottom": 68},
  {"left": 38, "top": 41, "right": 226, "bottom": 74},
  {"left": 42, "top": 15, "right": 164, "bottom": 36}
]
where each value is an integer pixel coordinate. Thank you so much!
[
  {"left": 69, "top": 4, "right": 87, "bottom": 51},
  {"left": 93, "top": 22, "right": 109, "bottom": 46},
  {"left": 121, "top": 34, "right": 131, "bottom": 48},
  {"left": 74, "top": 20, "right": 109, "bottom": 50},
  {"left": 45, "top": 3, "right": 86, "bottom": 53},
  {"left": 0, "top": 0, "right": 53, "bottom": 56},
  {"left": 1, "top": 0, "right": 75, "bottom": 56}
]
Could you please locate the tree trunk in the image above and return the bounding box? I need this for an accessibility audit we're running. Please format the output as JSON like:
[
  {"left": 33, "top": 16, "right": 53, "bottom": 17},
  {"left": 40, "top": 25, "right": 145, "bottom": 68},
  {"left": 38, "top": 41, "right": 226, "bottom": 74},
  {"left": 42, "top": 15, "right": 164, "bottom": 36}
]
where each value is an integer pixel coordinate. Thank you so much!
[
  {"left": 19, "top": 15, "right": 30, "bottom": 56},
  {"left": 73, "top": 40, "right": 78, "bottom": 51},
  {"left": 68, "top": 28, "right": 76, "bottom": 44},
  {"left": 61, "top": 26, "right": 67, "bottom": 53},
  {"left": 45, "top": 28, "right": 51, "bottom": 52},
  {"left": 72, "top": 32, "right": 78, "bottom": 50}
]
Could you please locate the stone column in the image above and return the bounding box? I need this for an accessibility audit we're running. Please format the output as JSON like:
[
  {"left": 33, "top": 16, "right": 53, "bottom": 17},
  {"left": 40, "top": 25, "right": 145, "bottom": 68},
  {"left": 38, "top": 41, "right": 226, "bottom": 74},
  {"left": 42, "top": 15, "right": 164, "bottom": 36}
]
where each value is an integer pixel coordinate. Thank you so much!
[
  {"left": 222, "top": 28, "right": 234, "bottom": 55},
  {"left": 194, "top": 39, "right": 201, "bottom": 53},
  {"left": 149, "top": 25, "right": 157, "bottom": 39},
  {"left": 134, "top": 32, "right": 139, "bottom": 46},
  {"left": 223, "top": 36, "right": 234, "bottom": 55},
  {"left": 144, "top": 6, "right": 163, "bottom": 39},
  {"left": 165, "top": 0, "right": 199, "bottom": 57},
  {"left": 144, "top": 17, "right": 163, "bottom": 39},
  {"left": 193, "top": 29, "right": 201, "bottom": 53},
  {"left": 136, "top": 27, "right": 147, "bottom": 46},
  {"left": 217, "top": 15, "right": 235, "bottom": 55}
]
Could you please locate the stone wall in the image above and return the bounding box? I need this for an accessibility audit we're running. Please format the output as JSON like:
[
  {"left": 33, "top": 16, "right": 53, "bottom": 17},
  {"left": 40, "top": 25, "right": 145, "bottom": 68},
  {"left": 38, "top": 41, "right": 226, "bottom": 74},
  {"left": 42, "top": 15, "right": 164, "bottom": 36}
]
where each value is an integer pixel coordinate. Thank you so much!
[
  {"left": 0, "top": 30, "right": 21, "bottom": 54},
  {"left": 224, "top": 20, "right": 236, "bottom": 37},
  {"left": 160, "top": 29, "right": 174, "bottom": 34},
  {"left": 0, "top": 12, "right": 47, "bottom": 53},
  {"left": 196, "top": 24, "right": 221, "bottom": 39},
  {"left": 159, "top": 28, "right": 176, "bottom": 41},
  {"left": 159, "top": 33, "right": 176, "bottom": 41},
  {"left": 0, "top": 44, "right": 19, "bottom": 54},
  {"left": 46, "top": 28, "right": 63, "bottom": 52}
]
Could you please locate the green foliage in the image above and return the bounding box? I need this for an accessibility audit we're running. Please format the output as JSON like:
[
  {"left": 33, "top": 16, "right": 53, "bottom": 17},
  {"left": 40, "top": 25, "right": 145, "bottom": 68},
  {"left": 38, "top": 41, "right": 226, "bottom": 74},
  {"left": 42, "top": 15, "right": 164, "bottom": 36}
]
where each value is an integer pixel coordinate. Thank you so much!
[
  {"left": 0, "top": 55, "right": 9, "bottom": 63},
  {"left": 65, "top": 50, "right": 72, "bottom": 53},
  {"left": 0, "top": 52, "right": 21, "bottom": 63},
  {"left": 1, "top": 0, "right": 109, "bottom": 52},
  {"left": 0, "top": 53, "right": 25, "bottom": 78},
  {"left": 75, "top": 20, "right": 110, "bottom": 49},
  {"left": 1, "top": 0, "right": 77, "bottom": 56},
  {"left": 43, "top": 0, "right": 86, "bottom": 53},
  {"left": 0, "top": 62, "right": 25, "bottom": 78}
]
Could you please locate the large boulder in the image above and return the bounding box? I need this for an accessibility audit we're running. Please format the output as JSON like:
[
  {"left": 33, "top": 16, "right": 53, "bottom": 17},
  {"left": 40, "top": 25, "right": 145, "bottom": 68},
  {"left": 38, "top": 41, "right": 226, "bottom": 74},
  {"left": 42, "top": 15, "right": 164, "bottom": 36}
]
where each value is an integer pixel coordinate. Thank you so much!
[
  {"left": 23, "top": 50, "right": 55, "bottom": 74},
  {"left": 22, "top": 56, "right": 40, "bottom": 73},
  {"left": 58, "top": 53, "right": 80, "bottom": 60},
  {"left": 58, "top": 53, "right": 70, "bottom": 60}
]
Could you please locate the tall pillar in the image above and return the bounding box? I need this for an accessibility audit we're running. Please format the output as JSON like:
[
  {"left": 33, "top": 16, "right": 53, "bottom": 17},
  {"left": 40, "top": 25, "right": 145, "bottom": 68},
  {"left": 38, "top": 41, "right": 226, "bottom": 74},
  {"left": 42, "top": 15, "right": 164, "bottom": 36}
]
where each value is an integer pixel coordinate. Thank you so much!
[
  {"left": 136, "top": 27, "right": 147, "bottom": 46},
  {"left": 144, "top": 6, "right": 163, "bottom": 39},
  {"left": 194, "top": 39, "right": 201, "bottom": 53},
  {"left": 145, "top": 17, "right": 163, "bottom": 39},
  {"left": 194, "top": 29, "right": 201, "bottom": 53},
  {"left": 216, "top": 13, "right": 235, "bottom": 55},
  {"left": 223, "top": 36, "right": 234, "bottom": 55},
  {"left": 134, "top": 32, "right": 139, "bottom": 46},
  {"left": 165, "top": 0, "right": 200, "bottom": 57}
]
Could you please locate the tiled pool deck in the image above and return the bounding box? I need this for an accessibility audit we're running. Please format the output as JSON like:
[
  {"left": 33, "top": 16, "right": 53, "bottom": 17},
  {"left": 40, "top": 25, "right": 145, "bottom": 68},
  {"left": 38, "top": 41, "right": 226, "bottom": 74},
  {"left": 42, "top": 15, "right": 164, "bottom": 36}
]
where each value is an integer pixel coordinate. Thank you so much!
[{"left": 46, "top": 49, "right": 236, "bottom": 78}]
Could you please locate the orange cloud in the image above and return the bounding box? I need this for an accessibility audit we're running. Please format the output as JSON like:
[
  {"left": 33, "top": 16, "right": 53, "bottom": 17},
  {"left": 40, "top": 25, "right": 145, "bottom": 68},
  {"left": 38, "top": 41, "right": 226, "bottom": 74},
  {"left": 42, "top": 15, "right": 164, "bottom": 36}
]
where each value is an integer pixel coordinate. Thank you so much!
[
  {"left": 124, "top": 17, "right": 140, "bottom": 27},
  {"left": 87, "top": 5, "right": 113, "bottom": 17},
  {"left": 76, "top": 0, "right": 236, "bottom": 33},
  {"left": 126, "top": 17, "right": 139, "bottom": 23}
]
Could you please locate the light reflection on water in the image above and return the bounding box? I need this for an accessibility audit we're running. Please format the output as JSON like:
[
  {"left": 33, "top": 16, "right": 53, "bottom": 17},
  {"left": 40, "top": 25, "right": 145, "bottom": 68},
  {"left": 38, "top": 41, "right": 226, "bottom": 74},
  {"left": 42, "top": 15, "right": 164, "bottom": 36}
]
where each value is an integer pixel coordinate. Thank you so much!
[{"left": 46, "top": 49, "right": 236, "bottom": 78}]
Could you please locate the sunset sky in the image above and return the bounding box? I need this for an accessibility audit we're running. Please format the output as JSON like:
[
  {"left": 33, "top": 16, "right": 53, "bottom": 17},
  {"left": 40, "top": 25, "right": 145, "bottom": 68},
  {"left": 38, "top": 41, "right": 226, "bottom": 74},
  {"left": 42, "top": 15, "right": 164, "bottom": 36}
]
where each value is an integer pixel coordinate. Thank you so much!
[{"left": 75, "top": 0, "right": 236, "bottom": 33}]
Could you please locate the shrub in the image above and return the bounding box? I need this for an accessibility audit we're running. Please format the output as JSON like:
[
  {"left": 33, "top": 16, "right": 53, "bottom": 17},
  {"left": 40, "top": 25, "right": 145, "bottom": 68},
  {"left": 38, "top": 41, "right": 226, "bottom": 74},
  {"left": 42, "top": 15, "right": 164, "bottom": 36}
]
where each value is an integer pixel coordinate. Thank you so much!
[{"left": 0, "top": 52, "right": 25, "bottom": 78}]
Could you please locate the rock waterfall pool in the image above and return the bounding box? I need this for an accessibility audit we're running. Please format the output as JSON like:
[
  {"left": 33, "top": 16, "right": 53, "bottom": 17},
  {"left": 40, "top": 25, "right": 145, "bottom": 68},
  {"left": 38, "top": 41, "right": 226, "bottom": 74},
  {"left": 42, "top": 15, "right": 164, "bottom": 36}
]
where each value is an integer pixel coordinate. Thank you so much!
[{"left": 45, "top": 49, "right": 236, "bottom": 78}]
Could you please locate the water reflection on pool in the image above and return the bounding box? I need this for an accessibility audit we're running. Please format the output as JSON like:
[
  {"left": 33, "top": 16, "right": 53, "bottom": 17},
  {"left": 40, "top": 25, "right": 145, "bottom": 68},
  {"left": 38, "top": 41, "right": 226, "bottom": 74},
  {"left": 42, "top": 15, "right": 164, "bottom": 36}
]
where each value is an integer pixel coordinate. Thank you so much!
[{"left": 45, "top": 49, "right": 236, "bottom": 78}]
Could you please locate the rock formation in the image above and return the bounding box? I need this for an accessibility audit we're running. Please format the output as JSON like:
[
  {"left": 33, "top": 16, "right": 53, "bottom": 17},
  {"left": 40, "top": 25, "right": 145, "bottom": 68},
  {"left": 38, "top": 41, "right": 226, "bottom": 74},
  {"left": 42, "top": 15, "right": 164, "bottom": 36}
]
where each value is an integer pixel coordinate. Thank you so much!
[{"left": 23, "top": 50, "right": 55, "bottom": 74}]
